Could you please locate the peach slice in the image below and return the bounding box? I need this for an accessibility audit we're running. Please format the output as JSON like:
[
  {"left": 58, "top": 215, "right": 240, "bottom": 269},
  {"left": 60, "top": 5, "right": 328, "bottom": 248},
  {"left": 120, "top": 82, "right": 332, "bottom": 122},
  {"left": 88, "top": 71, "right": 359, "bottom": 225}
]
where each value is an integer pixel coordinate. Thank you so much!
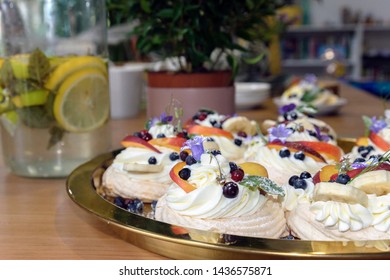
[
  {"left": 149, "top": 137, "right": 187, "bottom": 152},
  {"left": 239, "top": 162, "right": 268, "bottom": 178},
  {"left": 186, "top": 125, "right": 233, "bottom": 139},
  {"left": 356, "top": 136, "right": 369, "bottom": 147},
  {"left": 369, "top": 131, "right": 390, "bottom": 151},
  {"left": 319, "top": 164, "right": 338, "bottom": 182},
  {"left": 169, "top": 162, "right": 197, "bottom": 193},
  {"left": 171, "top": 225, "right": 189, "bottom": 235},
  {"left": 295, "top": 141, "right": 342, "bottom": 162},
  {"left": 267, "top": 141, "right": 326, "bottom": 163},
  {"left": 121, "top": 135, "right": 161, "bottom": 153}
]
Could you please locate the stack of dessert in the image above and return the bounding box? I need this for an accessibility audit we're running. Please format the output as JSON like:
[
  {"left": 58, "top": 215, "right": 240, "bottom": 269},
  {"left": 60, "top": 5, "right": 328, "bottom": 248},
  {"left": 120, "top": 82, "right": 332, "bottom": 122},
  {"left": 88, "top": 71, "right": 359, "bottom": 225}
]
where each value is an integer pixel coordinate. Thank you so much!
[{"left": 98, "top": 107, "right": 390, "bottom": 242}]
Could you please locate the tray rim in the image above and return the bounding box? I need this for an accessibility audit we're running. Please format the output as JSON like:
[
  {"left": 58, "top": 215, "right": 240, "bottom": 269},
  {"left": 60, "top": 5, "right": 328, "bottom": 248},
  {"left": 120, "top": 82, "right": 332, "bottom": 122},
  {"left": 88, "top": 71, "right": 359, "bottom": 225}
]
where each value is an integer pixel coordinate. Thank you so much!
[{"left": 66, "top": 143, "right": 390, "bottom": 260}]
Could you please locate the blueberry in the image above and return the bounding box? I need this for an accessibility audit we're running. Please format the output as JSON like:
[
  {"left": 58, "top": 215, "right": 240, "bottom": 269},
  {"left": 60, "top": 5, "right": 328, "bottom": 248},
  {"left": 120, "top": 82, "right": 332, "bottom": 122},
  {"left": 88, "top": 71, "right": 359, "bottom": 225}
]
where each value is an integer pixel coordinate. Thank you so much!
[
  {"left": 210, "top": 119, "right": 217, "bottom": 126},
  {"left": 357, "top": 146, "right": 366, "bottom": 153},
  {"left": 114, "top": 197, "right": 126, "bottom": 208},
  {"left": 179, "top": 150, "right": 189, "bottom": 161},
  {"left": 336, "top": 173, "right": 350, "bottom": 185},
  {"left": 234, "top": 138, "right": 242, "bottom": 147},
  {"left": 156, "top": 133, "right": 166, "bottom": 138},
  {"left": 279, "top": 148, "right": 291, "bottom": 158},
  {"left": 185, "top": 155, "right": 197, "bottom": 165},
  {"left": 148, "top": 156, "right": 157, "bottom": 164},
  {"left": 367, "top": 145, "right": 375, "bottom": 152},
  {"left": 308, "top": 130, "right": 317, "bottom": 137},
  {"left": 293, "top": 178, "right": 307, "bottom": 190},
  {"left": 211, "top": 150, "right": 221, "bottom": 156},
  {"left": 229, "top": 162, "right": 238, "bottom": 172},
  {"left": 213, "top": 123, "right": 222, "bottom": 129},
  {"left": 179, "top": 168, "right": 191, "bottom": 180},
  {"left": 288, "top": 175, "right": 299, "bottom": 186},
  {"left": 222, "top": 182, "right": 239, "bottom": 198},
  {"left": 151, "top": 200, "right": 158, "bottom": 212},
  {"left": 361, "top": 151, "right": 369, "bottom": 158},
  {"left": 300, "top": 171, "right": 311, "bottom": 179},
  {"left": 169, "top": 152, "right": 180, "bottom": 161},
  {"left": 294, "top": 151, "right": 305, "bottom": 161},
  {"left": 353, "top": 158, "right": 366, "bottom": 163},
  {"left": 127, "top": 199, "right": 144, "bottom": 214},
  {"left": 133, "top": 131, "right": 142, "bottom": 138}
]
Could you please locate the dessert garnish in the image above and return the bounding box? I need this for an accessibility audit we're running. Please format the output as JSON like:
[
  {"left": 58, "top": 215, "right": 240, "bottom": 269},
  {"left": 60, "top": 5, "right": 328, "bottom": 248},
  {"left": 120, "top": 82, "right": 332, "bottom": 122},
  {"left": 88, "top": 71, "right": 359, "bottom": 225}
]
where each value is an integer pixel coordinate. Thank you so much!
[{"left": 171, "top": 136, "right": 285, "bottom": 197}]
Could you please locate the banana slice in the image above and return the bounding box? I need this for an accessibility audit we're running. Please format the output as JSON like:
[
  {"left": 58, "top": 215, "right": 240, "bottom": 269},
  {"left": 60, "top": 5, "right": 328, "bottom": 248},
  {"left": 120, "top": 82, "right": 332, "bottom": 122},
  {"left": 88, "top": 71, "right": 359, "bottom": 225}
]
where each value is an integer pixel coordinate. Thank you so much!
[
  {"left": 202, "top": 140, "right": 220, "bottom": 151},
  {"left": 123, "top": 162, "right": 163, "bottom": 173},
  {"left": 313, "top": 182, "right": 368, "bottom": 207},
  {"left": 349, "top": 170, "right": 390, "bottom": 196},
  {"left": 222, "top": 116, "right": 257, "bottom": 135}
]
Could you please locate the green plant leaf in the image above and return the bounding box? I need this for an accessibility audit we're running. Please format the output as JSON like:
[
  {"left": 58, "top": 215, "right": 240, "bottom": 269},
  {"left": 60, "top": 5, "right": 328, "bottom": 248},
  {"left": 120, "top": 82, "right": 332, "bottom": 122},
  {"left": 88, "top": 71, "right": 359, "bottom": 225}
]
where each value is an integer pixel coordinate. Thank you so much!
[
  {"left": 17, "top": 106, "right": 53, "bottom": 129},
  {"left": 242, "top": 52, "right": 265, "bottom": 64},
  {"left": 362, "top": 115, "right": 372, "bottom": 136},
  {"left": 301, "top": 88, "right": 320, "bottom": 103},
  {"left": 28, "top": 48, "right": 51, "bottom": 84},
  {"left": 140, "top": 0, "right": 151, "bottom": 13},
  {"left": 157, "top": 8, "right": 174, "bottom": 18},
  {"left": 0, "top": 60, "right": 15, "bottom": 89},
  {"left": 241, "top": 175, "right": 285, "bottom": 196}
]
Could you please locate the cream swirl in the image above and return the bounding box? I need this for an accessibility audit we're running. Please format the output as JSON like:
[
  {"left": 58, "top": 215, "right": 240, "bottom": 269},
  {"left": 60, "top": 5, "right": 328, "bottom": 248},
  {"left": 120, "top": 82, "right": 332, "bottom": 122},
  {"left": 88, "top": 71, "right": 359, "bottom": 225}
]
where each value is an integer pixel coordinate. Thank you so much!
[
  {"left": 148, "top": 124, "right": 176, "bottom": 138},
  {"left": 310, "top": 201, "right": 373, "bottom": 232},
  {"left": 212, "top": 136, "right": 245, "bottom": 162},
  {"left": 285, "top": 118, "right": 337, "bottom": 145},
  {"left": 368, "top": 194, "right": 390, "bottom": 232},
  {"left": 165, "top": 153, "right": 266, "bottom": 219},
  {"left": 246, "top": 146, "right": 325, "bottom": 184},
  {"left": 378, "top": 128, "right": 390, "bottom": 144},
  {"left": 281, "top": 179, "right": 315, "bottom": 211},
  {"left": 112, "top": 146, "right": 178, "bottom": 183},
  {"left": 195, "top": 113, "right": 226, "bottom": 127}
]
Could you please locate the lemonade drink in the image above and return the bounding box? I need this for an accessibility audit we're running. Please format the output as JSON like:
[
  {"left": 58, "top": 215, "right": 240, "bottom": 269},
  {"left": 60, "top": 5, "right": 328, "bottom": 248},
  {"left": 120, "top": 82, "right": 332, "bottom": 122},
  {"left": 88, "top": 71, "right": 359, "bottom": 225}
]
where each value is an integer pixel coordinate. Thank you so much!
[{"left": 0, "top": 50, "right": 111, "bottom": 177}]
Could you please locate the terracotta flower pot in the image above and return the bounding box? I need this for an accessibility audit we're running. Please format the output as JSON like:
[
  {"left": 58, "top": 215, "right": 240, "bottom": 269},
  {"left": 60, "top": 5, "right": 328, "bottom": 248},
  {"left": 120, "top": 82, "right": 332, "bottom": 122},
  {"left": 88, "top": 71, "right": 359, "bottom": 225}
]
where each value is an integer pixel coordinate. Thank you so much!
[{"left": 146, "top": 71, "right": 235, "bottom": 122}]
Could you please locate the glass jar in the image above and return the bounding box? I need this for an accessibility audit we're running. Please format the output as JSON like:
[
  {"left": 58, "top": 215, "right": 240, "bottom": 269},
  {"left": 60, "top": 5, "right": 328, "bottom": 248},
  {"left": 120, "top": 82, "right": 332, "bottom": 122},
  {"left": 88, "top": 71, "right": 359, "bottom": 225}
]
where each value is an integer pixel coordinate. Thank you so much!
[{"left": 0, "top": 0, "right": 111, "bottom": 177}]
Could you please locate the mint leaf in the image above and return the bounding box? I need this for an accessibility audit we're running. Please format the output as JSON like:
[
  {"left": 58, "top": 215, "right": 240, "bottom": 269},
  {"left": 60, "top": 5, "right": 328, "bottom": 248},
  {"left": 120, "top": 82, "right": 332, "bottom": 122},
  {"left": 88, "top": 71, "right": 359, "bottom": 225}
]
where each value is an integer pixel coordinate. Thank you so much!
[
  {"left": 301, "top": 88, "right": 320, "bottom": 103},
  {"left": 241, "top": 175, "right": 285, "bottom": 197},
  {"left": 48, "top": 125, "right": 66, "bottom": 149},
  {"left": 0, "top": 59, "right": 15, "bottom": 88},
  {"left": 18, "top": 106, "right": 53, "bottom": 129},
  {"left": 28, "top": 48, "right": 51, "bottom": 84}
]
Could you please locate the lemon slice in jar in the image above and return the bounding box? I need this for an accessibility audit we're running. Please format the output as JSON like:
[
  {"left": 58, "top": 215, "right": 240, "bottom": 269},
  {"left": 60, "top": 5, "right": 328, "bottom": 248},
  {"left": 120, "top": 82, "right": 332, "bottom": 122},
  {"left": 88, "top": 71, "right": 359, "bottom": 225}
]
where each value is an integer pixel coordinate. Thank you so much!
[
  {"left": 53, "top": 68, "right": 109, "bottom": 133},
  {"left": 45, "top": 56, "right": 108, "bottom": 91}
]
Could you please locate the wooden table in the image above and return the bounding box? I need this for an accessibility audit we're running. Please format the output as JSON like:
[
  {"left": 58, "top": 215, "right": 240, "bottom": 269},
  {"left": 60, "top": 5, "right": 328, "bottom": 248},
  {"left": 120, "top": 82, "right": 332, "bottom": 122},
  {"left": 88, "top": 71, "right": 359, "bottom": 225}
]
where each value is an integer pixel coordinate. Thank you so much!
[{"left": 0, "top": 82, "right": 386, "bottom": 260}]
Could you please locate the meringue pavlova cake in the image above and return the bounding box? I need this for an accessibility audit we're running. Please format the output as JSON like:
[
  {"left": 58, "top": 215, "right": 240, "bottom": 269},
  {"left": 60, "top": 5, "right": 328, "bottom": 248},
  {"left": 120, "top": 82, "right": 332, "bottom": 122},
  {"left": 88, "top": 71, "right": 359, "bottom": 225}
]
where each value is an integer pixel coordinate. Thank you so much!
[
  {"left": 347, "top": 111, "right": 390, "bottom": 161},
  {"left": 286, "top": 153, "right": 390, "bottom": 241},
  {"left": 155, "top": 136, "right": 287, "bottom": 238},
  {"left": 185, "top": 109, "right": 257, "bottom": 162},
  {"left": 102, "top": 113, "right": 187, "bottom": 203},
  {"left": 245, "top": 104, "right": 343, "bottom": 185}
]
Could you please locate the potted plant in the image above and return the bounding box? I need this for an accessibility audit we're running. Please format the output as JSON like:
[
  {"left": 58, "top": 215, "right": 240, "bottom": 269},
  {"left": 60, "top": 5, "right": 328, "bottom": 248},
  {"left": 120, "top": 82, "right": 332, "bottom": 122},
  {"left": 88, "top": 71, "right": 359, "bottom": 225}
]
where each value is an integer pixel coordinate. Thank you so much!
[{"left": 125, "top": 0, "right": 285, "bottom": 120}]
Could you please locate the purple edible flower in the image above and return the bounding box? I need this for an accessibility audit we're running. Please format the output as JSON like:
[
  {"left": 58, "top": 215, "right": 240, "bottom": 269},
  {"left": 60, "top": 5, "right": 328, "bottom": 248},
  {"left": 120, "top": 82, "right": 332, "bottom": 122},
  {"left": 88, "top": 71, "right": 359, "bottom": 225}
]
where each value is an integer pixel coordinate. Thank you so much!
[
  {"left": 370, "top": 117, "right": 387, "bottom": 133},
  {"left": 268, "top": 124, "right": 293, "bottom": 143},
  {"left": 314, "top": 125, "right": 330, "bottom": 142},
  {"left": 279, "top": 103, "right": 296, "bottom": 115},
  {"left": 301, "top": 74, "right": 317, "bottom": 85},
  {"left": 181, "top": 136, "right": 205, "bottom": 161}
]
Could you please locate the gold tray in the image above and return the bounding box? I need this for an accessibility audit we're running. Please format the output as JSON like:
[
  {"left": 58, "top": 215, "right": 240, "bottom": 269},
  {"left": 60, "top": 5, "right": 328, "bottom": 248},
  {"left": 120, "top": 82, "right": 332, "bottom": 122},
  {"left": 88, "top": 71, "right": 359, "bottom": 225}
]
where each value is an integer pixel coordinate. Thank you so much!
[{"left": 66, "top": 141, "right": 390, "bottom": 260}]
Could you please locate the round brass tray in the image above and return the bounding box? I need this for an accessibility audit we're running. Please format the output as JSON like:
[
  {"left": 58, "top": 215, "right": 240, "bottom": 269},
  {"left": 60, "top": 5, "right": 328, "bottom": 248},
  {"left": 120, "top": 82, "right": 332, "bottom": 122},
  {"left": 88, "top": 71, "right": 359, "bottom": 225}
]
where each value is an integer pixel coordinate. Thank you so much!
[{"left": 66, "top": 141, "right": 390, "bottom": 260}]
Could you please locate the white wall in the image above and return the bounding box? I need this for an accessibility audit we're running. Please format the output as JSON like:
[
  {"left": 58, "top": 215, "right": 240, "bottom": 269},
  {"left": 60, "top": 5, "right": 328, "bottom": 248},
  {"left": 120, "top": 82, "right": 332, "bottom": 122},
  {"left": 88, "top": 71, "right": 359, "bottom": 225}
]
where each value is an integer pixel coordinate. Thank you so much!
[{"left": 309, "top": 0, "right": 390, "bottom": 26}]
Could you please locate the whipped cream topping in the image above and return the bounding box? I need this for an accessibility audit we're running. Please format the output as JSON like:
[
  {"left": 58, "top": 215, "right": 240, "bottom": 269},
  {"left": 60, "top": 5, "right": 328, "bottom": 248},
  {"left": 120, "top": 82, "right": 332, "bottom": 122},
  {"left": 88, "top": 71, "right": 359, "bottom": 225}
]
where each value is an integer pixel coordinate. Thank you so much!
[
  {"left": 285, "top": 118, "right": 337, "bottom": 145},
  {"left": 281, "top": 179, "right": 315, "bottom": 211},
  {"left": 148, "top": 124, "right": 176, "bottom": 138},
  {"left": 195, "top": 113, "right": 226, "bottom": 127},
  {"left": 165, "top": 153, "right": 266, "bottom": 219},
  {"left": 112, "top": 146, "right": 179, "bottom": 183},
  {"left": 310, "top": 201, "right": 373, "bottom": 232},
  {"left": 245, "top": 145, "right": 326, "bottom": 181},
  {"left": 368, "top": 194, "right": 390, "bottom": 232},
  {"left": 212, "top": 135, "right": 245, "bottom": 161},
  {"left": 378, "top": 128, "right": 390, "bottom": 144}
]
